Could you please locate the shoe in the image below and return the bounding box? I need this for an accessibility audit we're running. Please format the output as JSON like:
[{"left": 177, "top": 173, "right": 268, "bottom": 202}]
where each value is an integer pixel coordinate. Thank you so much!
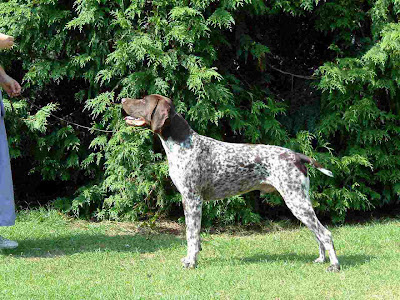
[{"left": 0, "top": 236, "right": 18, "bottom": 249}]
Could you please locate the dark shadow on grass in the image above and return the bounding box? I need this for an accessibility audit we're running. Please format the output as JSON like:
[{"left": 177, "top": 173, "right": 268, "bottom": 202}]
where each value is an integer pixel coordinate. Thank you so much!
[
  {"left": 238, "top": 253, "right": 318, "bottom": 264},
  {"left": 205, "top": 253, "right": 375, "bottom": 269},
  {"left": 1, "top": 233, "right": 184, "bottom": 259},
  {"left": 2, "top": 233, "right": 375, "bottom": 271}
]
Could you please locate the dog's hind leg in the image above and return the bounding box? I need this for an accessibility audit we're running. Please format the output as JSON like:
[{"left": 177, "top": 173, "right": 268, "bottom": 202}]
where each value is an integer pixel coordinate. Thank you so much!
[
  {"left": 314, "top": 238, "right": 327, "bottom": 263},
  {"left": 274, "top": 177, "right": 340, "bottom": 272}
]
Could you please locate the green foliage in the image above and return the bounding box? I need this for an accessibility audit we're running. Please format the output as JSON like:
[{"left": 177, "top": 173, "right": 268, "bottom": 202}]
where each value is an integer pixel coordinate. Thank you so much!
[
  {"left": 315, "top": 0, "right": 400, "bottom": 221},
  {"left": 0, "top": 0, "right": 399, "bottom": 225}
]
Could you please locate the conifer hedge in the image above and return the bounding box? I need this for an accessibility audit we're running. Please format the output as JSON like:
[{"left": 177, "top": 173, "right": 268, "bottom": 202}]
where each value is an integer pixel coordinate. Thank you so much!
[{"left": 0, "top": 0, "right": 399, "bottom": 224}]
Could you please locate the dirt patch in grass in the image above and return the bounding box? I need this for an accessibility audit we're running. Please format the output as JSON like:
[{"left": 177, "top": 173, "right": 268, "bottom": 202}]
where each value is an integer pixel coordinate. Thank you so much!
[
  {"left": 23, "top": 249, "right": 66, "bottom": 260},
  {"left": 100, "top": 220, "right": 185, "bottom": 237},
  {"left": 67, "top": 217, "right": 303, "bottom": 238}
]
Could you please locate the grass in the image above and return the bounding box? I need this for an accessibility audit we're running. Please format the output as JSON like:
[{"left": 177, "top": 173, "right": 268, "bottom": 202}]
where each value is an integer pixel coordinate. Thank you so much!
[{"left": 1, "top": 209, "right": 400, "bottom": 299}]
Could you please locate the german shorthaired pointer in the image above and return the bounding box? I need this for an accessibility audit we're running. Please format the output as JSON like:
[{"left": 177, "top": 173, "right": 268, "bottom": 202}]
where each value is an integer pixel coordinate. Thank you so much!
[{"left": 122, "top": 94, "right": 340, "bottom": 272}]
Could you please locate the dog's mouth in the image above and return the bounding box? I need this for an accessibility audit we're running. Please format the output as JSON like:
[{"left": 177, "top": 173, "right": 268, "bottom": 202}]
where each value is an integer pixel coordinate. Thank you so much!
[{"left": 124, "top": 116, "right": 147, "bottom": 127}]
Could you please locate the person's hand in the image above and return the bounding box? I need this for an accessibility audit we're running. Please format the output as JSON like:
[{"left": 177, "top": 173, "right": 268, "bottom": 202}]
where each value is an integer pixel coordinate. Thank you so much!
[
  {"left": 0, "top": 34, "right": 15, "bottom": 50},
  {"left": 0, "top": 73, "right": 21, "bottom": 97}
]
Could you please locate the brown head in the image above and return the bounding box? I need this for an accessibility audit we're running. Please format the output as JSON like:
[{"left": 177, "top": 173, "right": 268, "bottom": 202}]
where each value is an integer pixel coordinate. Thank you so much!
[{"left": 121, "top": 94, "right": 173, "bottom": 133}]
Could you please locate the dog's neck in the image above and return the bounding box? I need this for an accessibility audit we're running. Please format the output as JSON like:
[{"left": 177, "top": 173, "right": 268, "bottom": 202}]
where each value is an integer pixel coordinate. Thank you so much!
[{"left": 157, "top": 112, "right": 195, "bottom": 153}]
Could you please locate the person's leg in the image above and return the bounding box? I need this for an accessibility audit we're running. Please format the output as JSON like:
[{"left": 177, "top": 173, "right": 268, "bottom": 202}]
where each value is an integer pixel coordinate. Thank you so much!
[{"left": 0, "top": 96, "right": 18, "bottom": 249}]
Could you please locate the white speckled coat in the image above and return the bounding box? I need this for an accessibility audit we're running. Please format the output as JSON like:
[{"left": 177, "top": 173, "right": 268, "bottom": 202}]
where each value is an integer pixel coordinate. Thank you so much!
[
  {"left": 0, "top": 90, "right": 16, "bottom": 226},
  {"left": 122, "top": 94, "right": 340, "bottom": 272}
]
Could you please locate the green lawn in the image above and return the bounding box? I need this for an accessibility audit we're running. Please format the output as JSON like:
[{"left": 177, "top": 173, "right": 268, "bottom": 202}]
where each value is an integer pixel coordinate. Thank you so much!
[{"left": 1, "top": 209, "right": 400, "bottom": 299}]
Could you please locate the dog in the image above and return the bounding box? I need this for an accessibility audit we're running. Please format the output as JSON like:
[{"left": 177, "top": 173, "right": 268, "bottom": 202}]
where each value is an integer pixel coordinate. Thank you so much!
[{"left": 121, "top": 94, "right": 340, "bottom": 272}]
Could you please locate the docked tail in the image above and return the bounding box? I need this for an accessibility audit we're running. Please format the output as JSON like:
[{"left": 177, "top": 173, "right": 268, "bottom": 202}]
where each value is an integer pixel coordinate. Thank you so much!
[{"left": 297, "top": 153, "right": 334, "bottom": 177}]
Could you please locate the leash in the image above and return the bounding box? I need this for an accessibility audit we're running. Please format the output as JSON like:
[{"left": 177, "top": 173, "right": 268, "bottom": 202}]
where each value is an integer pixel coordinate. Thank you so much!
[
  {"left": 28, "top": 102, "right": 115, "bottom": 134},
  {"left": 9, "top": 93, "right": 115, "bottom": 134}
]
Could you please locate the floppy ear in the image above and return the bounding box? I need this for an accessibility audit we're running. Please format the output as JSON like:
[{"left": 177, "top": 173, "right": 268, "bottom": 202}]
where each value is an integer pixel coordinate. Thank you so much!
[{"left": 150, "top": 95, "right": 172, "bottom": 133}]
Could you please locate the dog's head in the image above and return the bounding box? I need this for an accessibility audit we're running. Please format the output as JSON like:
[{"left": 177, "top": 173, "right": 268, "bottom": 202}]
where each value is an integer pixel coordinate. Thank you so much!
[{"left": 121, "top": 94, "right": 172, "bottom": 133}]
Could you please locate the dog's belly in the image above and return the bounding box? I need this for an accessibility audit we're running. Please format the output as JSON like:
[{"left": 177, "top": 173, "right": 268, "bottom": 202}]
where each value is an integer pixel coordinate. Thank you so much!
[
  {"left": 204, "top": 180, "right": 262, "bottom": 200},
  {"left": 202, "top": 164, "right": 273, "bottom": 200}
]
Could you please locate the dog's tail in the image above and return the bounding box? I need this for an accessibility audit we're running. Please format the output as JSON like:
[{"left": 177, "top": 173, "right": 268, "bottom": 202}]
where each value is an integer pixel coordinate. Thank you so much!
[{"left": 297, "top": 153, "right": 334, "bottom": 177}]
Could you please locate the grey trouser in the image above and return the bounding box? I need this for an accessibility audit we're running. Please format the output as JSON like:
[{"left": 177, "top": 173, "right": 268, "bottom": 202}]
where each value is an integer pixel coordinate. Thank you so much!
[{"left": 0, "top": 91, "right": 16, "bottom": 226}]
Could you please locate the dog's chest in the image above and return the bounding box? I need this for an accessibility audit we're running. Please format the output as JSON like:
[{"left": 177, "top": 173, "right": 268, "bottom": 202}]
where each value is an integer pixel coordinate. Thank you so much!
[{"left": 159, "top": 134, "right": 202, "bottom": 189}]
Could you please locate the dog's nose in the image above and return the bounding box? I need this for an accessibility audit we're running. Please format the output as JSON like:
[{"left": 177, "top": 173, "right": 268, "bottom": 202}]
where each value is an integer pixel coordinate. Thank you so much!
[{"left": 121, "top": 98, "right": 127, "bottom": 104}]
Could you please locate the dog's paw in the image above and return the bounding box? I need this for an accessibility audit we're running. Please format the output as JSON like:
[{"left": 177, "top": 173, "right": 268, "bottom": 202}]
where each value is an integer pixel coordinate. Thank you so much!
[
  {"left": 313, "top": 257, "right": 326, "bottom": 264},
  {"left": 181, "top": 256, "right": 197, "bottom": 269},
  {"left": 326, "top": 264, "right": 340, "bottom": 272}
]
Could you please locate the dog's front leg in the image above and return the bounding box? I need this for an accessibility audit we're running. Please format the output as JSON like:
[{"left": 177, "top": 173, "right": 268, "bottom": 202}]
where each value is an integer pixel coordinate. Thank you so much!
[{"left": 181, "top": 193, "right": 203, "bottom": 268}]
